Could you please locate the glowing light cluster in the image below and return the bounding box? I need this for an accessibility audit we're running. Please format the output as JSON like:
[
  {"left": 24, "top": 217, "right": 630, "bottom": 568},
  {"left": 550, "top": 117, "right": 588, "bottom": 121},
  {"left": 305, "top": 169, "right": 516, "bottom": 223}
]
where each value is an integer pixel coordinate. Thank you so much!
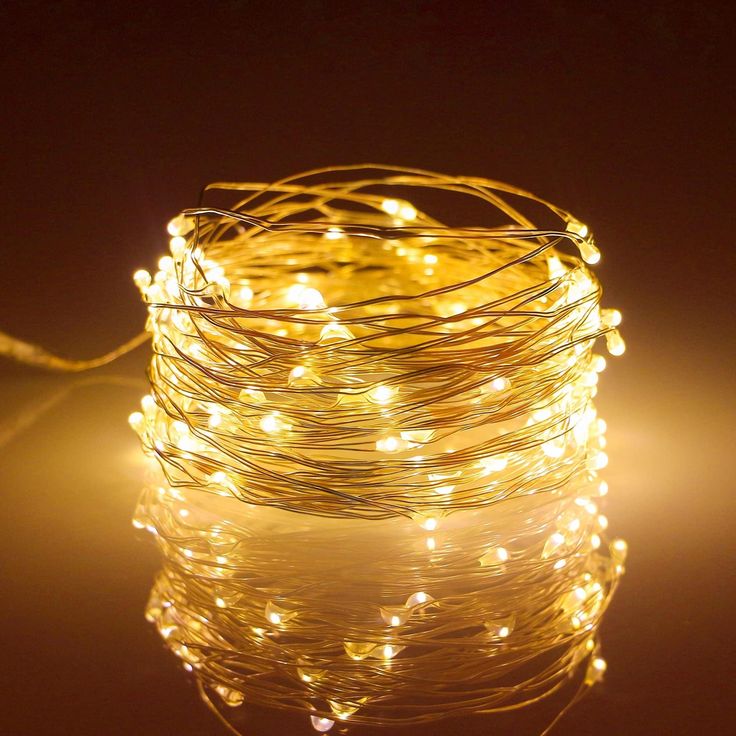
[
  {"left": 0, "top": 165, "right": 628, "bottom": 732},
  {"left": 125, "top": 166, "right": 627, "bottom": 731},
  {"left": 127, "top": 165, "right": 624, "bottom": 521}
]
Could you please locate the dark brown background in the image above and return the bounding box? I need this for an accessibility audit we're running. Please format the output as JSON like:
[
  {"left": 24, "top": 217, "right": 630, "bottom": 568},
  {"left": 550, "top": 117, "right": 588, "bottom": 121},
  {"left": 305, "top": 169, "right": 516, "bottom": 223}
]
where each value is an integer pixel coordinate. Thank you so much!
[{"left": 1, "top": 1, "right": 734, "bottom": 734}]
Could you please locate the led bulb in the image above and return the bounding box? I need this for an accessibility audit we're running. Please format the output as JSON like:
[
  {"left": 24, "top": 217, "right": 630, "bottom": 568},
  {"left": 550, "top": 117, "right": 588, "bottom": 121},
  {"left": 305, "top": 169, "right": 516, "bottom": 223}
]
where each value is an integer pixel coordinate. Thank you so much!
[
  {"left": 400, "top": 429, "right": 434, "bottom": 445},
  {"left": 413, "top": 512, "right": 440, "bottom": 532},
  {"left": 215, "top": 685, "right": 244, "bottom": 707},
  {"left": 319, "top": 323, "right": 354, "bottom": 343},
  {"left": 328, "top": 698, "right": 367, "bottom": 720},
  {"left": 297, "top": 661, "right": 327, "bottom": 684},
  {"left": 586, "top": 656, "right": 608, "bottom": 684},
  {"left": 368, "top": 384, "right": 396, "bottom": 404},
  {"left": 479, "top": 455, "right": 508, "bottom": 473},
  {"left": 310, "top": 716, "right": 335, "bottom": 733},
  {"left": 289, "top": 365, "right": 320, "bottom": 386},
  {"left": 488, "top": 376, "right": 510, "bottom": 392},
  {"left": 376, "top": 435, "right": 405, "bottom": 453},
  {"left": 588, "top": 451, "right": 608, "bottom": 470},
  {"left": 566, "top": 221, "right": 600, "bottom": 263},
  {"left": 611, "top": 538, "right": 628, "bottom": 562},
  {"left": 381, "top": 644, "right": 402, "bottom": 660},
  {"left": 542, "top": 439, "right": 566, "bottom": 458},
  {"left": 285, "top": 284, "right": 327, "bottom": 309},
  {"left": 158, "top": 255, "right": 174, "bottom": 273},
  {"left": 167, "top": 214, "right": 194, "bottom": 236},
  {"left": 343, "top": 641, "right": 378, "bottom": 660},
  {"left": 324, "top": 227, "right": 344, "bottom": 240},
  {"left": 260, "top": 413, "right": 286, "bottom": 434},
  {"left": 128, "top": 411, "right": 144, "bottom": 432},
  {"left": 405, "top": 591, "right": 431, "bottom": 607},
  {"left": 239, "top": 387, "right": 266, "bottom": 404},
  {"left": 380, "top": 606, "right": 410, "bottom": 627},
  {"left": 579, "top": 240, "right": 601, "bottom": 264},
  {"left": 591, "top": 354, "right": 607, "bottom": 372},
  {"left": 602, "top": 308, "right": 623, "bottom": 327},
  {"left": 133, "top": 269, "right": 152, "bottom": 292},
  {"left": 141, "top": 394, "right": 156, "bottom": 415},
  {"left": 230, "top": 285, "right": 254, "bottom": 308},
  {"left": 398, "top": 202, "right": 417, "bottom": 220},
  {"left": 169, "top": 235, "right": 187, "bottom": 258},
  {"left": 543, "top": 532, "right": 566, "bottom": 558},
  {"left": 566, "top": 220, "right": 589, "bottom": 239},
  {"left": 381, "top": 198, "right": 401, "bottom": 216},
  {"left": 485, "top": 614, "right": 515, "bottom": 639},
  {"left": 479, "top": 546, "right": 509, "bottom": 567},
  {"left": 265, "top": 600, "right": 295, "bottom": 626}
]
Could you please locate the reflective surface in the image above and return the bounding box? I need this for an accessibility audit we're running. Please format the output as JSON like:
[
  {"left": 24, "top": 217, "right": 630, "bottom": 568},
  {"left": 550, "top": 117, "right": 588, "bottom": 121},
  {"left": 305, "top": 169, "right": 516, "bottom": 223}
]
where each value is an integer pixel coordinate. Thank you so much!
[
  {"left": 1, "top": 327, "right": 732, "bottom": 733},
  {"left": 1, "top": 2, "right": 734, "bottom": 733}
]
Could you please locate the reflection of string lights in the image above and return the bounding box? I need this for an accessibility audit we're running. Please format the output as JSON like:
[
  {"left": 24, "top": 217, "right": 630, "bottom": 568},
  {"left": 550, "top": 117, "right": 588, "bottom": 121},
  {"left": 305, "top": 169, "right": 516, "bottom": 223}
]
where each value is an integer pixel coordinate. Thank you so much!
[
  {"left": 138, "top": 469, "right": 625, "bottom": 730},
  {"left": 0, "top": 165, "right": 627, "bottom": 732},
  {"left": 128, "top": 167, "right": 626, "bottom": 731}
]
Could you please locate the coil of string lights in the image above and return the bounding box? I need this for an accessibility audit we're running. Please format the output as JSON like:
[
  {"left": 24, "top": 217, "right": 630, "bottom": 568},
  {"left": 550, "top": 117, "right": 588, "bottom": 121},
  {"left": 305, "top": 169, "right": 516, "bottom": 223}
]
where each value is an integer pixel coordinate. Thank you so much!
[
  {"left": 0, "top": 165, "right": 627, "bottom": 733},
  {"left": 126, "top": 165, "right": 625, "bottom": 522}
]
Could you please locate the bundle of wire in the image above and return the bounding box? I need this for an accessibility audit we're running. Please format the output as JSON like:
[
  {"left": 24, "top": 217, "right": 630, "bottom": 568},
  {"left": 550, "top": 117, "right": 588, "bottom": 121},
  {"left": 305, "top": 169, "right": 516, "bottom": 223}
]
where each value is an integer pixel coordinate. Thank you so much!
[
  {"left": 0, "top": 165, "right": 627, "bottom": 732},
  {"left": 127, "top": 165, "right": 624, "bottom": 522},
  {"left": 124, "top": 166, "right": 627, "bottom": 732}
]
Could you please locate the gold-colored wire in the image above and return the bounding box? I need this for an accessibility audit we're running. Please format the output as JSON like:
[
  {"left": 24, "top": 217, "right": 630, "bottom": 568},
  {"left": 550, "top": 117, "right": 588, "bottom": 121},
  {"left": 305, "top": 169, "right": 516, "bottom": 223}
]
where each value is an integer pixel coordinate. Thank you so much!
[
  {"left": 0, "top": 165, "right": 627, "bottom": 732},
  {"left": 128, "top": 165, "right": 624, "bottom": 521},
  {"left": 0, "top": 328, "right": 149, "bottom": 371},
  {"left": 123, "top": 166, "right": 626, "bottom": 731}
]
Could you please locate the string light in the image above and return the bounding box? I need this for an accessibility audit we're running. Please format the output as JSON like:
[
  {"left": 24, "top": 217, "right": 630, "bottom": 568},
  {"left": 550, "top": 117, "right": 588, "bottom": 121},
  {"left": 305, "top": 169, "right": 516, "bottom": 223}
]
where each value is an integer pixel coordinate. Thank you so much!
[
  {"left": 119, "top": 165, "right": 625, "bottom": 522},
  {"left": 127, "top": 166, "right": 627, "bottom": 731},
  {"left": 0, "top": 165, "right": 627, "bottom": 733}
]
